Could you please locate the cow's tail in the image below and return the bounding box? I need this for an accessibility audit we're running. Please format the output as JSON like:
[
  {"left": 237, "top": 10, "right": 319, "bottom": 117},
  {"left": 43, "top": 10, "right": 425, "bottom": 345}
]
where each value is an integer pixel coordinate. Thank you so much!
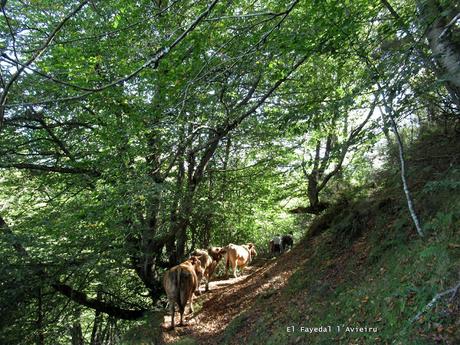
[
  {"left": 177, "top": 269, "right": 189, "bottom": 313},
  {"left": 168, "top": 270, "right": 181, "bottom": 307}
]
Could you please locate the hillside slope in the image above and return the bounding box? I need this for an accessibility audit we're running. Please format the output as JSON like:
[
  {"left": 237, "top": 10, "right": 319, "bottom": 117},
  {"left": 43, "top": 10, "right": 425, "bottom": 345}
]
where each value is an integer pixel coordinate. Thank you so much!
[{"left": 161, "top": 131, "right": 460, "bottom": 345}]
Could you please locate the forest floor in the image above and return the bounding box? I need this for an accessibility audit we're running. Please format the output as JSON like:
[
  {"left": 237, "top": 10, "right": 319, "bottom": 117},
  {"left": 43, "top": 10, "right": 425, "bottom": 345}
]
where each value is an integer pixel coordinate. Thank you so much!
[{"left": 160, "top": 239, "right": 315, "bottom": 345}]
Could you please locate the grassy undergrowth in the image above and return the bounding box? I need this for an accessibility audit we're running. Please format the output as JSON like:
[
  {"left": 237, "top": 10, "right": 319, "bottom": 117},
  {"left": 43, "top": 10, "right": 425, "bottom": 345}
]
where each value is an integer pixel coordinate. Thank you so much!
[{"left": 220, "top": 131, "right": 460, "bottom": 344}]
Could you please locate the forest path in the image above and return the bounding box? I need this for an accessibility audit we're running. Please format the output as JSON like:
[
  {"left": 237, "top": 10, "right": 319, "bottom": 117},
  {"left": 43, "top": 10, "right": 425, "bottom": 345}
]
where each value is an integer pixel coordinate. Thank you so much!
[{"left": 161, "top": 240, "right": 315, "bottom": 344}]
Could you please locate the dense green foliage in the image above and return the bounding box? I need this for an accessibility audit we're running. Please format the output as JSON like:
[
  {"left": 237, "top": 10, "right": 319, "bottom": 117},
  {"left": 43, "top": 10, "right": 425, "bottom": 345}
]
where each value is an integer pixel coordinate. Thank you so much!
[{"left": 0, "top": 0, "right": 459, "bottom": 344}]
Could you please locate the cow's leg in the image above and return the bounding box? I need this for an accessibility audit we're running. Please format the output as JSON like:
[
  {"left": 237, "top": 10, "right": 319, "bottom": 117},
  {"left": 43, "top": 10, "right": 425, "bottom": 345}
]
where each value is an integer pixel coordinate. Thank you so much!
[
  {"left": 233, "top": 261, "right": 238, "bottom": 278},
  {"left": 177, "top": 300, "right": 186, "bottom": 326},
  {"left": 206, "top": 266, "right": 214, "bottom": 291},
  {"left": 240, "top": 262, "right": 248, "bottom": 275},
  {"left": 225, "top": 256, "right": 230, "bottom": 278},
  {"left": 179, "top": 310, "right": 184, "bottom": 326},
  {"left": 195, "top": 275, "right": 201, "bottom": 295},
  {"left": 170, "top": 301, "right": 175, "bottom": 329},
  {"left": 189, "top": 294, "right": 194, "bottom": 314},
  {"left": 204, "top": 274, "right": 209, "bottom": 292},
  {"left": 203, "top": 271, "right": 209, "bottom": 293}
]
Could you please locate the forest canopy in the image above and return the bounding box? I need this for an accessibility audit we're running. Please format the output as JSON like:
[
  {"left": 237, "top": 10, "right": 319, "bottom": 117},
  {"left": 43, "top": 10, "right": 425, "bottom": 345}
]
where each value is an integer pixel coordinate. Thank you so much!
[{"left": 0, "top": 0, "right": 459, "bottom": 344}]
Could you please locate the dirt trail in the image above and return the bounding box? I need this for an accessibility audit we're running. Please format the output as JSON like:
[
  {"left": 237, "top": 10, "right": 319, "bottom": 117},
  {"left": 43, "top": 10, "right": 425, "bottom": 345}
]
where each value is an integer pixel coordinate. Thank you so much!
[{"left": 161, "top": 241, "right": 314, "bottom": 344}]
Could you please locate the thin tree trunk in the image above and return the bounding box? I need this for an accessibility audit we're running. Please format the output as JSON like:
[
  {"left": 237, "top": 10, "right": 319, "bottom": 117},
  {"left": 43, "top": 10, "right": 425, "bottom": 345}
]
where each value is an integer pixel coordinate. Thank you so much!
[
  {"left": 381, "top": 91, "right": 424, "bottom": 237},
  {"left": 36, "top": 286, "right": 45, "bottom": 345},
  {"left": 378, "top": 105, "right": 393, "bottom": 144},
  {"left": 100, "top": 319, "right": 110, "bottom": 345},
  {"left": 71, "top": 309, "right": 84, "bottom": 345},
  {"left": 90, "top": 290, "right": 103, "bottom": 345}
]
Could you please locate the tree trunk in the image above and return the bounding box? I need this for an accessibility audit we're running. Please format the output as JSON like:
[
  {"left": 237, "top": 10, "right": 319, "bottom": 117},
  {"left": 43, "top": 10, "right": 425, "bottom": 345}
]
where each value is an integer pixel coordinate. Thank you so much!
[
  {"left": 71, "top": 309, "right": 84, "bottom": 345},
  {"left": 90, "top": 290, "right": 103, "bottom": 345},
  {"left": 169, "top": 187, "right": 194, "bottom": 265},
  {"left": 417, "top": 0, "right": 460, "bottom": 106},
  {"left": 307, "top": 175, "right": 321, "bottom": 212},
  {"left": 36, "top": 286, "right": 45, "bottom": 345},
  {"left": 202, "top": 217, "right": 212, "bottom": 248},
  {"left": 379, "top": 88, "right": 424, "bottom": 237},
  {"left": 387, "top": 107, "right": 424, "bottom": 237}
]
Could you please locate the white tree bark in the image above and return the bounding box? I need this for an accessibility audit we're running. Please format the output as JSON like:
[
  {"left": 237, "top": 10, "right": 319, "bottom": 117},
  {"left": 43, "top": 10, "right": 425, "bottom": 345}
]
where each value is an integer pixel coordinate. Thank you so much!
[
  {"left": 417, "top": 0, "right": 460, "bottom": 104},
  {"left": 380, "top": 94, "right": 425, "bottom": 237}
]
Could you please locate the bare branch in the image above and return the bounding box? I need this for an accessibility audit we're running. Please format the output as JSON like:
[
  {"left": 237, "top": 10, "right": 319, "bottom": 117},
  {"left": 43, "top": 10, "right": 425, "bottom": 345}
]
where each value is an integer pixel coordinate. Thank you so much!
[
  {"left": 440, "top": 12, "right": 460, "bottom": 38},
  {"left": 190, "top": 53, "right": 310, "bottom": 156},
  {"left": 411, "top": 281, "right": 460, "bottom": 323}
]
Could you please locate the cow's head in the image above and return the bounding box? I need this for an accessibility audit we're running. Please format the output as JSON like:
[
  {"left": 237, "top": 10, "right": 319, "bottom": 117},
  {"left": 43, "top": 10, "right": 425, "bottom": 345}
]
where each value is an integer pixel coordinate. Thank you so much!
[
  {"left": 191, "top": 249, "right": 211, "bottom": 269},
  {"left": 188, "top": 256, "right": 203, "bottom": 281},
  {"left": 246, "top": 243, "right": 257, "bottom": 258},
  {"left": 208, "top": 246, "right": 225, "bottom": 262}
]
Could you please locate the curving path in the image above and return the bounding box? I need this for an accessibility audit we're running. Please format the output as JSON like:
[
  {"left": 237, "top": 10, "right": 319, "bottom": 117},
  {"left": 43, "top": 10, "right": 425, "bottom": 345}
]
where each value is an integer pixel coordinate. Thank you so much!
[{"left": 161, "top": 241, "right": 313, "bottom": 344}]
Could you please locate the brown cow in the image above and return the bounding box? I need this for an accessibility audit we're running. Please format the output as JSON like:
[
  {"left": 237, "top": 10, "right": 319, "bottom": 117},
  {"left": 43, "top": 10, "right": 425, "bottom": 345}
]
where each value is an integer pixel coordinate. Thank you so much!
[
  {"left": 163, "top": 256, "right": 203, "bottom": 329},
  {"left": 223, "top": 243, "right": 257, "bottom": 278},
  {"left": 207, "top": 246, "right": 224, "bottom": 288},
  {"left": 191, "top": 249, "right": 211, "bottom": 294},
  {"left": 192, "top": 246, "right": 225, "bottom": 292}
]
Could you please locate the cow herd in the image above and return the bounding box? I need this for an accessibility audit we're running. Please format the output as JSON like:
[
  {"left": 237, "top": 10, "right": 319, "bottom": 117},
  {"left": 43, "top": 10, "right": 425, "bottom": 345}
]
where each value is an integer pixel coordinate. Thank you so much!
[
  {"left": 162, "top": 243, "right": 256, "bottom": 329},
  {"left": 269, "top": 232, "right": 294, "bottom": 256},
  {"left": 163, "top": 236, "right": 292, "bottom": 330}
]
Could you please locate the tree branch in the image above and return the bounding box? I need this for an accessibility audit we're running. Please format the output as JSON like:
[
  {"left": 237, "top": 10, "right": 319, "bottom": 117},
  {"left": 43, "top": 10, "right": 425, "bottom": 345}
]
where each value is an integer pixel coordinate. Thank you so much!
[
  {"left": 317, "top": 96, "right": 378, "bottom": 193},
  {"left": 51, "top": 284, "right": 147, "bottom": 320},
  {"left": 1, "top": 215, "right": 148, "bottom": 320},
  {"left": 190, "top": 53, "right": 310, "bottom": 156},
  {"left": 1, "top": 0, "right": 221, "bottom": 111},
  {"left": 0, "top": 0, "right": 90, "bottom": 127},
  {"left": 0, "top": 162, "right": 100, "bottom": 176},
  {"left": 411, "top": 281, "right": 460, "bottom": 323}
]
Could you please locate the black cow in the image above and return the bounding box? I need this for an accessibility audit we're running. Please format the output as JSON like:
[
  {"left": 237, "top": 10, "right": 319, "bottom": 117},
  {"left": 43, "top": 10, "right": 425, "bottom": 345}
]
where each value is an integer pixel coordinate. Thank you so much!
[{"left": 281, "top": 233, "right": 294, "bottom": 251}]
